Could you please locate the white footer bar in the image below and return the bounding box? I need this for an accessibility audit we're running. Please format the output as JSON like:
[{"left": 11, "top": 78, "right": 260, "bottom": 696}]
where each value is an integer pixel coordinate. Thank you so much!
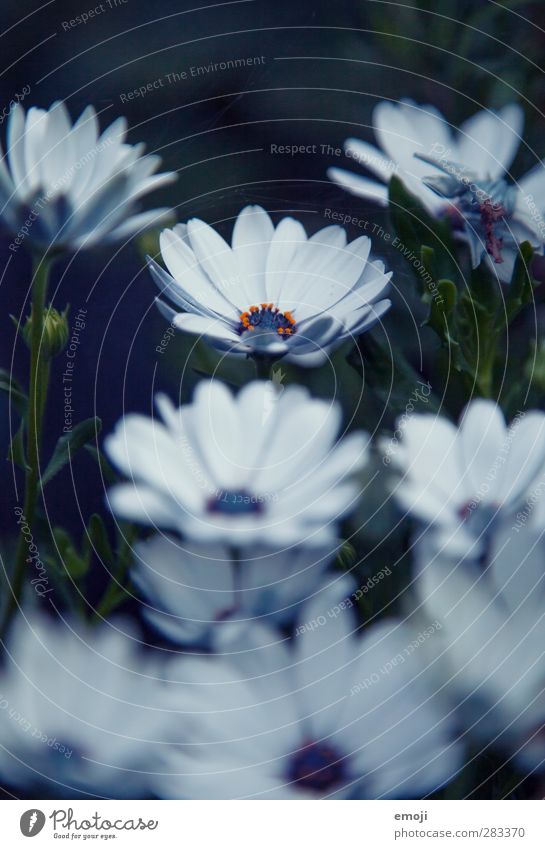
[{"left": 2, "top": 799, "right": 544, "bottom": 848}]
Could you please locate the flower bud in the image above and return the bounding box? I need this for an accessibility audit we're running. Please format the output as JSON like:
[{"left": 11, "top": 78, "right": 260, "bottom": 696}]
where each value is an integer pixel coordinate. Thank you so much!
[{"left": 22, "top": 305, "right": 69, "bottom": 359}]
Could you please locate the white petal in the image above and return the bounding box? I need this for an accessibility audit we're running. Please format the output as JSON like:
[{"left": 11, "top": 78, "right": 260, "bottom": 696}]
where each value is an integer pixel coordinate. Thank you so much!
[
  {"left": 459, "top": 401, "right": 507, "bottom": 502},
  {"left": 327, "top": 167, "right": 389, "bottom": 205},
  {"left": 106, "top": 483, "right": 180, "bottom": 529},
  {"left": 489, "top": 524, "right": 545, "bottom": 618},
  {"left": 173, "top": 312, "right": 243, "bottom": 346},
  {"left": 499, "top": 411, "right": 545, "bottom": 504},
  {"left": 286, "top": 233, "right": 372, "bottom": 317},
  {"left": 7, "top": 103, "right": 28, "bottom": 197},
  {"left": 188, "top": 380, "right": 245, "bottom": 489},
  {"left": 285, "top": 348, "right": 331, "bottom": 368},
  {"left": 265, "top": 217, "right": 307, "bottom": 303},
  {"left": 22, "top": 107, "right": 47, "bottom": 195},
  {"left": 133, "top": 536, "right": 235, "bottom": 642},
  {"left": 69, "top": 105, "right": 100, "bottom": 198},
  {"left": 160, "top": 228, "right": 239, "bottom": 317},
  {"left": 294, "top": 577, "right": 357, "bottom": 737},
  {"left": 105, "top": 208, "right": 173, "bottom": 244},
  {"left": 457, "top": 104, "right": 523, "bottom": 179},
  {"left": 344, "top": 138, "right": 397, "bottom": 181},
  {"left": 518, "top": 161, "right": 545, "bottom": 201},
  {"left": 373, "top": 100, "right": 450, "bottom": 172},
  {"left": 289, "top": 316, "right": 343, "bottom": 352},
  {"left": 38, "top": 101, "right": 75, "bottom": 197},
  {"left": 256, "top": 394, "right": 341, "bottom": 491},
  {"left": 393, "top": 413, "right": 468, "bottom": 507},
  {"left": 348, "top": 299, "right": 391, "bottom": 335},
  {"left": 284, "top": 223, "right": 352, "bottom": 312},
  {"left": 341, "top": 618, "right": 459, "bottom": 798},
  {"left": 232, "top": 205, "right": 274, "bottom": 304},
  {"left": 105, "top": 414, "right": 206, "bottom": 510},
  {"left": 187, "top": 218, "right": 246, "bottom": 307},
  {"left": 154, "top": 752, "right": 296, "bottom": 800}
]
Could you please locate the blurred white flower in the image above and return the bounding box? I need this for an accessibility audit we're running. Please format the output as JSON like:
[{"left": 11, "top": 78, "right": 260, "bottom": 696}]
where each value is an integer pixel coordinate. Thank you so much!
[
  {"left": 154, "top": 580, "right": 461, "bottom": 799},
  {"left": 105, "top": 380, "right": 368, "bottom": 549},
  {"left": 328, "top": 99, "right": 524, "bottom": 214},
  {"left": 133, "top": 534, "right": 338, "bottom": 646},
  {"left": 415, "top": 155, "right": 542, "bottom": 282},
  {"left": 415, "top": 526, "right": 545, "bottom": 771},
  {"left": 0, "top": 101, "right": 175, "bottom": 253},
  {"left": 384, "top": 399, "right": 545, "bottom": 557},
  {"left": 328, "top": 100, "right": 545, "bottom": 283},
  {"left": 149, "top": 204, "right": 391, "bottom": 367},
  {"left": 0, "top": 615, "right": 170, "bottom": 797}
]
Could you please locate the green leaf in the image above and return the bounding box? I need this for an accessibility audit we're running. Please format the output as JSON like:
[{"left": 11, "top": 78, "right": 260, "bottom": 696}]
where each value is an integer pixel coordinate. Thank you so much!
[
  {"left": 424, "top": 277, "right": 458, "bottom": 343},
  {"left": 456, "top": 279, "right": 500, "bottom": 397},
  {"left": 388, "top": 175, "right": 432, "bottom": 262},
  {"left": 336, "top": 541, "right": 357, "bottom": 570},
  {"left": 86, "top": 513, "right": 114, "bottom": 566},
  {"left": 84, "top": 445, "right": 118, "bottom": 485},
  {"left": 418, "top": 245, "right": 459, "bottom": 352},
  {"left": 505, "top": 241, "right": 534, "bottom": 324},
  {"left": 419, "top": 245, "right": 438, "bottom": 303},
  {"left": 388, "top": 175, "right": 458, "bottom": 283},
  {"left": 96, "top": 585, "right": 131, "bottom": 617},
  {"left": 0, "top": 369, "right": 28, "bottom": 417},
  {"left": 52, "top": 527, "right": 89, "bottom": 579},
  {"left": 347, "top": 333, "right": 440, "bottom": 415},
  {"left": 41, "top": 417, "right": 102, "bottom": 488},
  {"left": 52, "top": 526, "right": 71, "bottom": 554},
  {"left": 7, "top": 422, "right": 29, "bottom": 471}
]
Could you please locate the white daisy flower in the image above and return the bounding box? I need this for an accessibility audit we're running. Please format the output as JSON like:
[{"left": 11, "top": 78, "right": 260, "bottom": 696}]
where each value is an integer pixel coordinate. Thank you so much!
[
  {"left": 328, "top": 99, "right": 524, "bottom": 215},
  {"left": 105, "top": 380, "right": 369, "bottom": 549},
  {"left": 0, "top": 101, "right": 176, "bottom": 253},
  {"left": 0, "top": 615, "right": 171, "bottom": 798},
  {"left": 415, "top": 527, "right": 545, "bottom": 771},
  {"left": 328, "top": 100, "right": 545, "bottom": 283},
  {"left": 133, "top": 534, "right": 339, "bottom": 647},
  {"left": 415, "top": 154, "right": 542, "bottom": 282},
  {"left": 149, "top": 204, "right": 392, "bottom": 368},
  {"left": 384, "top": 400, "right": 545, "bottom": 557},
  {"left": 154, "top": 580, "right": 461, "bottom": 799}
]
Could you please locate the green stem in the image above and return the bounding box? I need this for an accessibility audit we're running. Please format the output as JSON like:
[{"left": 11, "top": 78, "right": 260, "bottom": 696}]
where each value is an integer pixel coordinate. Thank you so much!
[
  {"left": 254, "top": 356, "right": 273, "bottom": 380},
  {"left": 37, "top": 360, "right": 51, "bottom": 436},
  {"left": 476, "top": 340, "right": 497, "bottom": 399},
  {"left": 94, "top": 523, "right": 137, "bottom": 620},
  {"left": 1, "top": 254, "right": 52, "bottom": 640},
  {"left": 94, "top": 571, "right": 129, "bottom": 620}
]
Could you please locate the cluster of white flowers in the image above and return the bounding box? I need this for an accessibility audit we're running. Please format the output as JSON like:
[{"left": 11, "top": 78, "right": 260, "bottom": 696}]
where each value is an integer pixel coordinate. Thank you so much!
[
  {"left": 101, "top": 378, "right": 462, "bottom": 799},
  {"left": 388, "top": 399, "right": 545, "bottom": 771},
  {"left": 1, "top": 95, "right": 545, "bottom": 800}
]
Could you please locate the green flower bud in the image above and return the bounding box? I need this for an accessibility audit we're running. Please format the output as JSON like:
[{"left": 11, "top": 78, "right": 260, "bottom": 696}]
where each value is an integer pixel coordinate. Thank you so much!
[{"left": 22, "top": 305, "right": 70, "bottom": 359}]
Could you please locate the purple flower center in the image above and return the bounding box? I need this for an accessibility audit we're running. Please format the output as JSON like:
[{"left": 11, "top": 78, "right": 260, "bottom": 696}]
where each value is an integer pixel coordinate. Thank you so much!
[
  {"left": 478, "top": 198, "right": 507, "bottom": 264},
  {"left": 238, "top": 304, "right": 296, "bottom": 337},
  {"left": 207, "top": 490, "right": 264, "bottom": 515},
  {"left": 287, "top": 739, "right": 347, "bottom": 794}
]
